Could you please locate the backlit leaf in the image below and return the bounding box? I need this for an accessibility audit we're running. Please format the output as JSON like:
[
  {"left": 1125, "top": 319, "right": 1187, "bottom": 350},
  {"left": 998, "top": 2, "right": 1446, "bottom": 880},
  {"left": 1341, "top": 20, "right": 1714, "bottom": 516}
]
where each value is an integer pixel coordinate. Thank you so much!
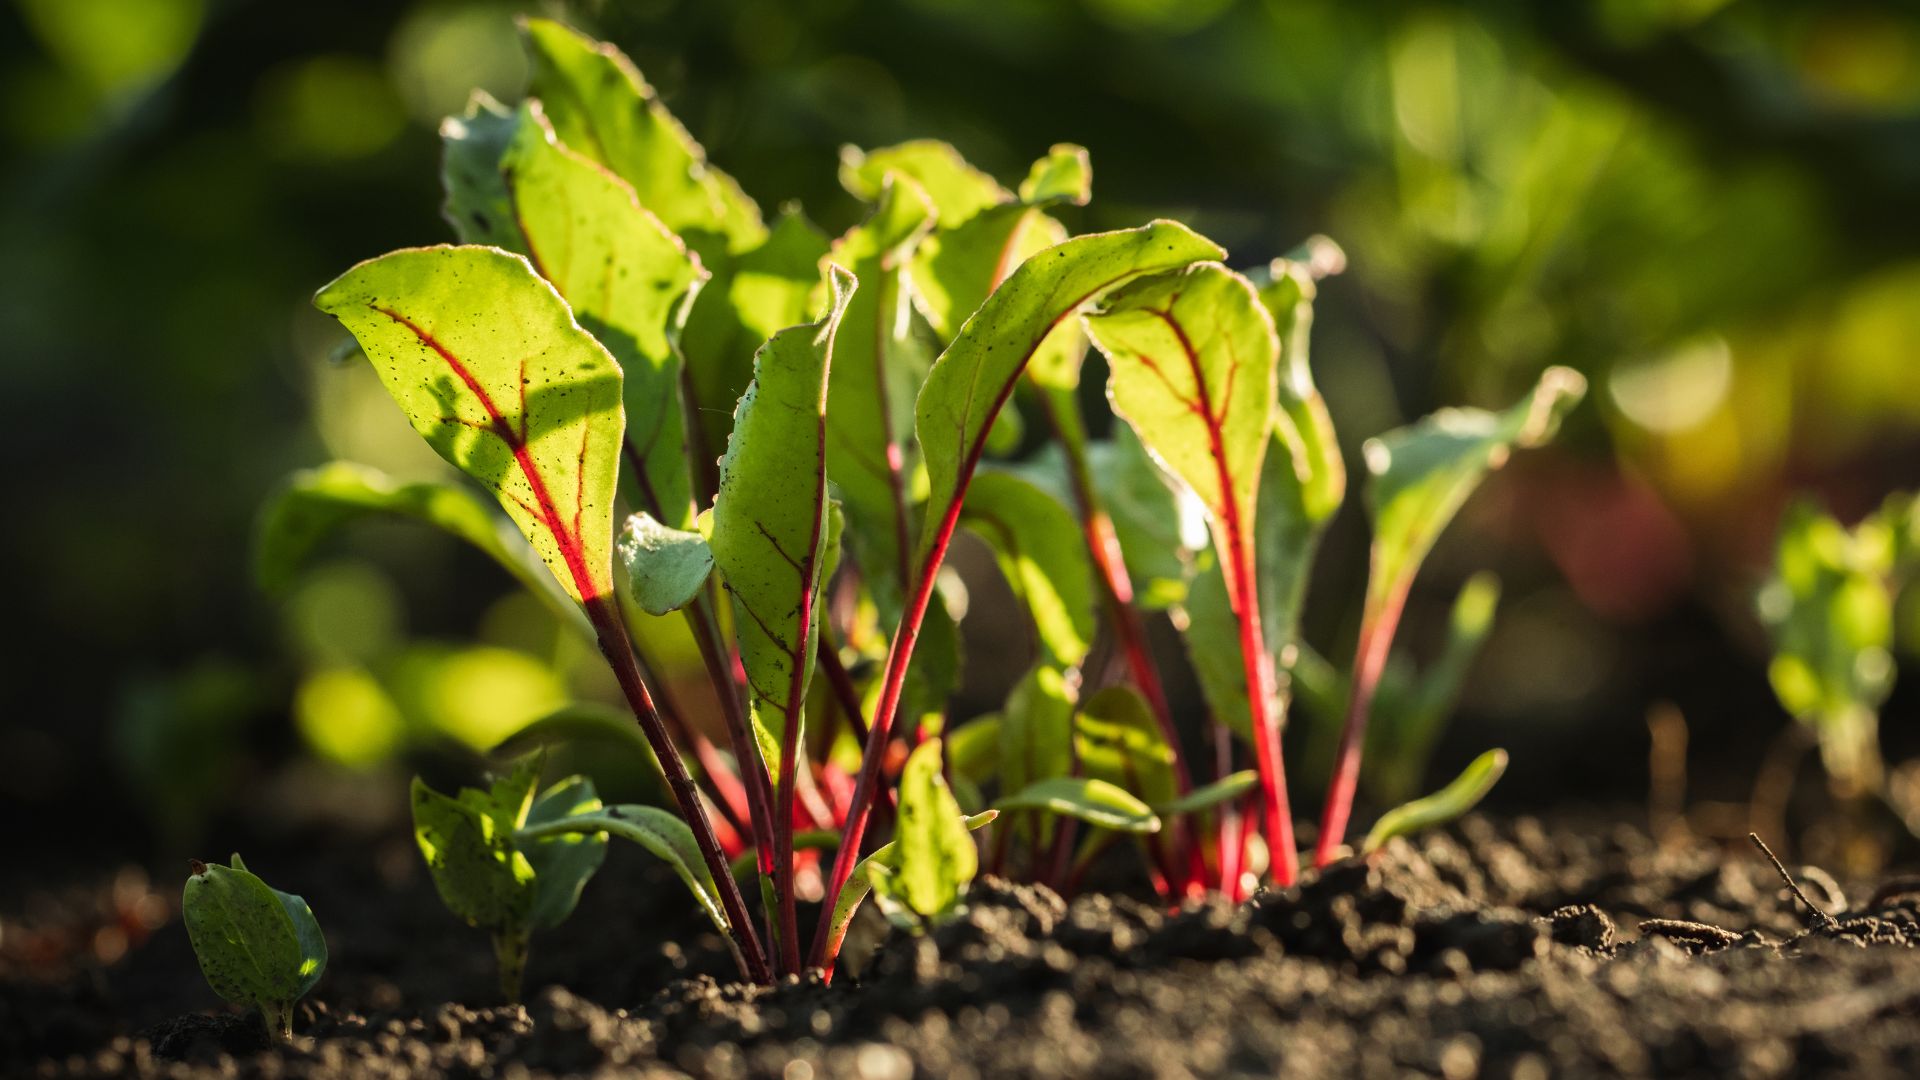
[
  {"left": 500, "top": 101, "right": 707, "bottom": 529},
  {"left": 820, "top": 810, "right": 996, "bottom": 966},
  {"left": 516, "top": 804, "right": 732, "bottom": 944},
  {"left": 995, "top": 776, "right": 1161, "bottom": 834},
  {"left": 1074, "top": 685, "right": 1177, "bottom": 808},
  {"left": 871, "top": 739, "right": 978, "bottom": 922},
  {"left": 521, "top": 776, "right": 608, "bottom": 930},
  {"left": 915, "top": 221, "right": 1222, "bottom": 562},
  {"left": 710, "top": 266, "right": 857, "bottom": 779},
  {"left": 439, "top": 91, "right": 520, "bottom": 248},
  {"left": 1362, "top": 367, "right": 1585, "bottom": 626},
  {"left": 314, "top": 246, "right": 625, "bottom": 605},
  {"left": 822, "top": 176, "right": 939, "bottom": 603},
  {"left": 183, "top": 856, "right": 326, "bottom": 1010},
  {"left": 521, "top": 17, "right": 764, "bottom": 254}
]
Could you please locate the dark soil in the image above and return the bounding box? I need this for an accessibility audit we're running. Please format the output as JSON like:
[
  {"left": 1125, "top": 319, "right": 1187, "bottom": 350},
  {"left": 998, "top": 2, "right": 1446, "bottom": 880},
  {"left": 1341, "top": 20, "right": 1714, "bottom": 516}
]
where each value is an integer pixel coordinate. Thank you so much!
[{"left": 11, "top": 814, "right": 1920, "bottom": 1078}]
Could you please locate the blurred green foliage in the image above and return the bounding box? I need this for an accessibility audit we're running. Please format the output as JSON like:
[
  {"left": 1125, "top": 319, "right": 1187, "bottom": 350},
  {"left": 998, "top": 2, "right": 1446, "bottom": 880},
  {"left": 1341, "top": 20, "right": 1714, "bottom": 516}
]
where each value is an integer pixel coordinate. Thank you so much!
[{"left": 7, "top": 0, "right": 1920, "bottom": 848}]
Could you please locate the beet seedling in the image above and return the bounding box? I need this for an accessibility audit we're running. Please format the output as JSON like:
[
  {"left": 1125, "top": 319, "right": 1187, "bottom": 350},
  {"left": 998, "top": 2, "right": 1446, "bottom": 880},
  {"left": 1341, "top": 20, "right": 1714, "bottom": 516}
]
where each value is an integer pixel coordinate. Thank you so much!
[
  {"left": 409, "top": 753, "right": 608, "bottom": 1001},
  {"left": 1759, "top": 494, "right": 1918, "bottom": 799},
  {"left": 183, "top": 855, "right": 326, "bottom": 1042}
]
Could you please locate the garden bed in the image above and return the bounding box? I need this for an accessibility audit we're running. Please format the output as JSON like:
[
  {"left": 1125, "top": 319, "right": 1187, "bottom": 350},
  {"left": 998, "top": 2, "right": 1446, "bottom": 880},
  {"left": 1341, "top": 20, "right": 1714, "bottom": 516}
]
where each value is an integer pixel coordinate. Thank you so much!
[{"left": 11, "top": 813, "right": 1920, "bottom": 1078}]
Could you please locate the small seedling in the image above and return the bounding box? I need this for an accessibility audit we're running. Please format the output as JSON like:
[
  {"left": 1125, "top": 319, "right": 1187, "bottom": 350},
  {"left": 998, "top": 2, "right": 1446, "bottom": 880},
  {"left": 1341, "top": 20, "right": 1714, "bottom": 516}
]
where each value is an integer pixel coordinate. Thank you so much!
[
  {"left": 1758, "top": 495, "right": 1914, "bottom": 798},
  {"left": 183, "top": 854, "right": 326, "bottom": 1041},
  {"left": 410, "top": 753, "right": 607, "bottom": 1002}
]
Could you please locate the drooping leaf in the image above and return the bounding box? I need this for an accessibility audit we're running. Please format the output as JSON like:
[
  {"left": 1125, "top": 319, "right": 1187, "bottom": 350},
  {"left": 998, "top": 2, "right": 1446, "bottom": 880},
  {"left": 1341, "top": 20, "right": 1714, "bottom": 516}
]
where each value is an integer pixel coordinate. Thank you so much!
[
  {"left": 521, "top": 776, "right": 608, "bottom": 931},
  {"left": 410, "top": 776, "right": 535, "bottom": 931},
  {"left": 680, "top": 209, "right": 831, "bottom": 465},
  {"left": 1074, "top": 685, "right": 1177, "bottom": 808},
  {"left": 822, "top": 176, "right": 939, "bottom": 604},
  {"left": 183, "top": 856, "right": 326, "bottom": 1011},
  {"left": 499, "top": 100, "right": 708, "bottom": 529},
  {"left": 1758, "top": 498, "right": 1900, "bottom": 793},
  {"left": 255, "top": 462, "right": 588, "bottom": 637},
  {"left": 618, "top": 512, "right": 713, "bottom": 616},
  {"left": 709, "top": 266, "right": 856, "bottom": 784},
  {"left": 839, "top": 140, "right": 1005, "bottom": 228},
  {"left": 314, "top": 246, "right": 625, "bottom": 606},
  {"left": 820, "top": 811, "right": 996, "bottom": 967},
  {"left": 1151, "top": 770, "right": 1259, "bottom": 819},
  {"left": 960, "top": 470, "right": 1097, "bottom": 665},
  {"left": 995, "top": 777, "right": 1161, "bottom": 834},
  {"left": 1361, "top": 749, "right": 1509, "bottom": 854},
  {"left": 440, "top": 90, "right": 520, "bottom": 248},
  {"left": 515, "top": 804, "right": 732, "bottom": 944},
  {"left": 1361, "top": 367, "right": 1586, "bottom": 628},
  {"left": 915, "top": 221, "right": 1222, "bottom": 562},
  {"left": 870, "top": 739, "right": 978, "bottom": 923},
  {"left": 998, "top": 664, "right": 1075, "bottom": 803},
  {"left": 520, "top": 17, "right": 764, "bottom": 255}
]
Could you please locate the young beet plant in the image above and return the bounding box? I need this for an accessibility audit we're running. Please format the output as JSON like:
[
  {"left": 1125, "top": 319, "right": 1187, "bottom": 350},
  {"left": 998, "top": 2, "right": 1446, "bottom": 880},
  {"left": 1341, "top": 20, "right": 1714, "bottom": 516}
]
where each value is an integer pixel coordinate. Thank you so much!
[
  {"left": 281, "top": 16, "right": 1590, "bottom": 988},
  {"left": 1759, "top": 493, "right": 1918, "bottom": 801},
  {"left": 183, "top": 856, "right": 326, "bottom": 1041}
]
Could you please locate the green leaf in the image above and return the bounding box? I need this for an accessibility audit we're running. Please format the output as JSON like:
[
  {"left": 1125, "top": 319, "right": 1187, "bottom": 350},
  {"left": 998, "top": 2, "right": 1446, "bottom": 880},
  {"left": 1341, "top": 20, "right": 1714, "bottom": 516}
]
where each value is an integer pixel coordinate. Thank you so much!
[
  {"left": 518, "top": 804, "right": 732, "bottom": 943},
  {"left": 821, "top": 810, "right": 997, "bottom": 965},
  {"left": 522, "top": 776, "right": 608, "bottom": 931},
  {"left": 1087, "top": 262, "right": 1277, "bottom": 570},
  {"left": 1362, "top": 367, "right": 1585, "bottom": 626},
  {"left": 483, "top": 751, "right": 544, "bottom": 835},
  {"left": 439, "top": 91, "right": 520, "bottom": 248},
  {"left": 1759, "top": 498, "right": 1899, "bottom": 792},
  {"left": 255, "top": 462, "right": 587, "bottom": 637},
  {"left": 915, "top": 221, "right": 1223, "bottom": 560},
  {"left": 521, "top": 17, "right": 764, "bottom": 254},
  {"left": 960, "top": 470, "right": 1097, "bottom": 665},
  {"left": 618, "top": 512, "right": 713, "bottom": 616},
  {"left": 995, "top": 777, "right": 1161, "bottom": 834},
  {"left": 1018, "top": 143, "right": 1092, "bottom": 206},
  {"left": 314, "top": 245, "right": 625, "bottom": 605},
  {"left": 999, "top": 664, "right": 1075, "bottom": 799},
  {"left": 1179, "top": 555, "right": 1251, "bottom": 737},
  {"left": 411, "top": 776, "right": 535, "bottom": 931},
  {"left": 1151, "top": 770, "right": 1258, "bottom": 819},
  {"left": 839, "top": 139, "right": 1005, "bottom": 227},
  {"left": 1361, "top": 749, "right": 1508, "bottom": 854},
  {"left": 822, "top": 176, "right": 939, "bottom": 603},
  {"left": 680, "top": 209, "right": 831, "bottom": 465},
  {"left": 183, "top": 856, "right": 326, "bottom": 1011},
  {"left": 500, "top": 100, "right": 708, "bottom": 529},
  {"left": 709, "top": 266, "right": 857, "bottom": 781},
  {"left": 1074, "top": 685, "right": 1177, "bottom": 808},
  {"left": 870, "top": 739, "right": 978, "bottom": 923}
]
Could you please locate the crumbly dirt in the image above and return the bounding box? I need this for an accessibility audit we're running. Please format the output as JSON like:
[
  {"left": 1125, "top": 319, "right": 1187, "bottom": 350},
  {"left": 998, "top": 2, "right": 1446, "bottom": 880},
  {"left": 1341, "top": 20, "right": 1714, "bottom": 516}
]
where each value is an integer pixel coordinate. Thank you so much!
[{"left": 11, "top": 815, "right": 1920, "bottom": 1078}]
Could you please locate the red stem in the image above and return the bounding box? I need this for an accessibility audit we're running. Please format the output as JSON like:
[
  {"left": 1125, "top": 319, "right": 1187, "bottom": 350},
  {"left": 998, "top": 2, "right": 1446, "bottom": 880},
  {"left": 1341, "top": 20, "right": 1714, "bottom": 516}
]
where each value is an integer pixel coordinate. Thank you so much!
[
  {"left": 807, "top": 502, "right": 958, "bottom": 971},
  {"left": 686, "top": 595, "right": 782, "bottom": 879},
  {"left": 1314, "top": 582, "right": 1410, "bottom": 868},
  {"left": 1144, "top": 307, "right": 1295, "bottom": 888},
  {"left": 586, "top": 597, "right": 772, "bottom": 983}
]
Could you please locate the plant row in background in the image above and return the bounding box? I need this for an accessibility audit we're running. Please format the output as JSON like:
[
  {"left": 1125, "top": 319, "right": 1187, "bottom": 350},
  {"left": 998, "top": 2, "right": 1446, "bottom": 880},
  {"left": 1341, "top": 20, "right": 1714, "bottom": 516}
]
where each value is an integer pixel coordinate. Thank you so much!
[{"left": 257, "top": 18, "right": 1587, "bottom": 997}]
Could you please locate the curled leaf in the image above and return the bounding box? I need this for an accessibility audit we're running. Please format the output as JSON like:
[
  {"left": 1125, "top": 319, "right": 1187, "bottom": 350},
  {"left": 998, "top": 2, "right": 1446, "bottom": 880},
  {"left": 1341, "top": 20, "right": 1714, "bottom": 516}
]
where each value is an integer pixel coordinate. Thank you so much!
[{"left": 995, "top": 777, "right": 1161, "bottom": 834}]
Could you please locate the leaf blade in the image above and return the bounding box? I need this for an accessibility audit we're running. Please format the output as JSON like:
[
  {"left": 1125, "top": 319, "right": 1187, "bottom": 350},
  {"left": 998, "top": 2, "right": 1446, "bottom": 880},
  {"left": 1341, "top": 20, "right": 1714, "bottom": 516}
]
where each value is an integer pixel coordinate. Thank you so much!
[{"left": 314, "top": 245, "right": 625, "bottom": 605}]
